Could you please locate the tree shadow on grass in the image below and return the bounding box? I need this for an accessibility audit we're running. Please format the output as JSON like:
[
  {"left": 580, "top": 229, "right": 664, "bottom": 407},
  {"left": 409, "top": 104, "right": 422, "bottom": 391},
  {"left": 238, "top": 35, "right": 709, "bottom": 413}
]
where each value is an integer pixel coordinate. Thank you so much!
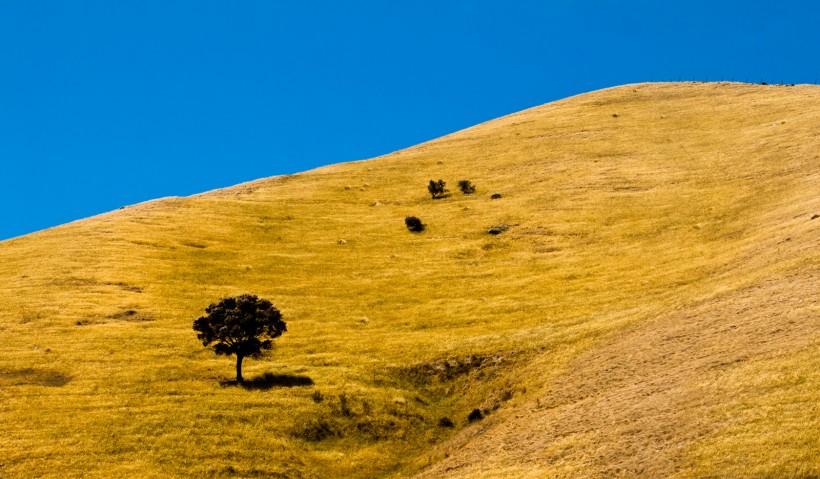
[
  {"left": 220, "top": 372, "right": 314, "bottom": 390},
  {"left": 0, "top": 368, "right": 72, "bottom": 387}
]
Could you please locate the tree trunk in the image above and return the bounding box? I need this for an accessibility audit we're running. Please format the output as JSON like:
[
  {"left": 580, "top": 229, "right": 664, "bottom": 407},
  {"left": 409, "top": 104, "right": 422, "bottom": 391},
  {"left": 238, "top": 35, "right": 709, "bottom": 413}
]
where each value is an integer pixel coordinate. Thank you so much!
[{"left": 236, "top": 354, "right": 244, "bottom": 383}]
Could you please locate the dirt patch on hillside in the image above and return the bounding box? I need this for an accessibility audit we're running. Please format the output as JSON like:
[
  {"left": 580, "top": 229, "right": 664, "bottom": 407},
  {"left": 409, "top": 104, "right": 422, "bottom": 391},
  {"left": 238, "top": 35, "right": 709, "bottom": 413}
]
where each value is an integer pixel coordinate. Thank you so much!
[{"left": 416, "top": 270, "right": 819, "bottom": 478}]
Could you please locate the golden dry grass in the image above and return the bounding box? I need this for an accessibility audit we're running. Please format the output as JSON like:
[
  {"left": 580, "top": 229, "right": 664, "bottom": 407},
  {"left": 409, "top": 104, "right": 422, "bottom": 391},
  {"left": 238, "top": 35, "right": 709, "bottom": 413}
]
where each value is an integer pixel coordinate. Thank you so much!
[{"left": 0, "top": 82, "right": 818, "bottom": 478}]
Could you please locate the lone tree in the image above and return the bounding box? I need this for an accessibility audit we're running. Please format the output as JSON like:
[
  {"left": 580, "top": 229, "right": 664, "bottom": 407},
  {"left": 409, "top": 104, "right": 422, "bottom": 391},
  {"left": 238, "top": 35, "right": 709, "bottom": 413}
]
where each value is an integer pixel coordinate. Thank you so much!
[
  {"left": 428, "top": 179, "right": 448, "bottom": 199},
  {"left": 193, "top": 294, "right": 287, "bottom": 382}
]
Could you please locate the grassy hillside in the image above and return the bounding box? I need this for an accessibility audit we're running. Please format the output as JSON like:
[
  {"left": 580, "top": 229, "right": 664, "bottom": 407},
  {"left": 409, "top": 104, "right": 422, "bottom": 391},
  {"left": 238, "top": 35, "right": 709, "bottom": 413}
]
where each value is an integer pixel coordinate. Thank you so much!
[{"left": 1, "top": 82, "right": 817, "bottom": 479}]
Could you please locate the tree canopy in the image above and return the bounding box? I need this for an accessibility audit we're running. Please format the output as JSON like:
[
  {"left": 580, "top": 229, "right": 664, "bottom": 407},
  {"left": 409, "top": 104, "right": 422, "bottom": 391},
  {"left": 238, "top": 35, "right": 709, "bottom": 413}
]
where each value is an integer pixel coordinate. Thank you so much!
[{"left": 193, "top": 294, "right": 287, "bottom": 382}]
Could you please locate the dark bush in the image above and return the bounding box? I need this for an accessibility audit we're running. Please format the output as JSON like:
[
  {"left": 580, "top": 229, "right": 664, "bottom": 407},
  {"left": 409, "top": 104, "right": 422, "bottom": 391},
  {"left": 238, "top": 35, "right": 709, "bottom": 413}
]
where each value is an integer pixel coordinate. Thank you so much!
[
  {"left": 428, "top": 179, "right": 449, "bottom": 199},
  {"left": 457, "top": 180, "right": 476, "bottom": 194},
  {"left": 467, "top": 408, "right": 484, "bottom": 422},
  {"left": 438, "top": 417, "right": 455, "bottom": 428},
  {"left": 405, "top": 216, "right": 425, "bottom": 232},
  {"left": 490, "top": 193, "right": 502, "bottom": 199}
]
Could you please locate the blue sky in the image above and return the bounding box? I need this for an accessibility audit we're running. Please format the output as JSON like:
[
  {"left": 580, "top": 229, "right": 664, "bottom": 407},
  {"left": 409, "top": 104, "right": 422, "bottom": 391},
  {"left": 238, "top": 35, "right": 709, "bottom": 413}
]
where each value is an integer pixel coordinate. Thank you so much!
[{"left": 2, "top": 1, "right": 819, "bottom": 240}]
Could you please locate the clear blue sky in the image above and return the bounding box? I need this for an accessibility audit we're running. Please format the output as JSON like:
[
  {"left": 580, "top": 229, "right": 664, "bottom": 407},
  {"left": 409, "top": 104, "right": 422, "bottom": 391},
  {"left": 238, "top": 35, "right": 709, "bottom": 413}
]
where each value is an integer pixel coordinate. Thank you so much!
[{"left": 2, "top": 1, "right": 819, "bottom": 240}]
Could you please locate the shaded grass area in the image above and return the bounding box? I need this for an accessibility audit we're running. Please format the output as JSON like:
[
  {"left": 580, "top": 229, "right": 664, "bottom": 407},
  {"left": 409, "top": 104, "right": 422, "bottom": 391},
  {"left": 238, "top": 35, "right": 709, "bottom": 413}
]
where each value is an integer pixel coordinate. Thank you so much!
[
  {"left": 220, "top": 372, "right": 315, "bottom": 390},
  {"left": 0, "top": 368, "right": 72, "bottom": 387}
]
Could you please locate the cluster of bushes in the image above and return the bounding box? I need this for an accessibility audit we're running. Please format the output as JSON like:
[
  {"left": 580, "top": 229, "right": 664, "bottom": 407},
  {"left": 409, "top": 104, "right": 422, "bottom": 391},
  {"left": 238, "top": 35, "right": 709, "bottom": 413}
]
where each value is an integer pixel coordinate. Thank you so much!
[
  {"left": 427, "top": 179, "right": 476, "bottom": 199},
  {"left": 406, "top": 179, "right": 505, "bottom": 233}
]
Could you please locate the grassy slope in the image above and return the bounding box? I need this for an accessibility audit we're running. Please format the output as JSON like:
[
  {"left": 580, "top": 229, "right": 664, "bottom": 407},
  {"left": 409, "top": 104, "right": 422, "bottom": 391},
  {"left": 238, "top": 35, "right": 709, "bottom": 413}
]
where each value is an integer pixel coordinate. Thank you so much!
[{"left": 0, "top": 82, "right": 817, "bottom": 478}]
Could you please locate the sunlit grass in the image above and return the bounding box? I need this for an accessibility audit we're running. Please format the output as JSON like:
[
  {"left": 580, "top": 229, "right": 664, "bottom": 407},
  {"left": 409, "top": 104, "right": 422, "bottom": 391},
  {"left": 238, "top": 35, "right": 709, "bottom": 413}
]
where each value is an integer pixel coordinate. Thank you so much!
[{"left": 684, "top": 348, "right": 820, "bottom": 479}]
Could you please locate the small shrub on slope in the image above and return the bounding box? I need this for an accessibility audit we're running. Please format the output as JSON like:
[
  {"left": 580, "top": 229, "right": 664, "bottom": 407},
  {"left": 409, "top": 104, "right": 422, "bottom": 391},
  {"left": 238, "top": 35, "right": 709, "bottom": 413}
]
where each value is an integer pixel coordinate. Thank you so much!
[
  {"left": 428, "top": 179, "right": 449, "bottom": 199},
  {"left": 457, "top": 180, "right": 476, "bottom": 194},
  {"left": 405, "top": 216, "right": 425, "bottom": 232}
]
